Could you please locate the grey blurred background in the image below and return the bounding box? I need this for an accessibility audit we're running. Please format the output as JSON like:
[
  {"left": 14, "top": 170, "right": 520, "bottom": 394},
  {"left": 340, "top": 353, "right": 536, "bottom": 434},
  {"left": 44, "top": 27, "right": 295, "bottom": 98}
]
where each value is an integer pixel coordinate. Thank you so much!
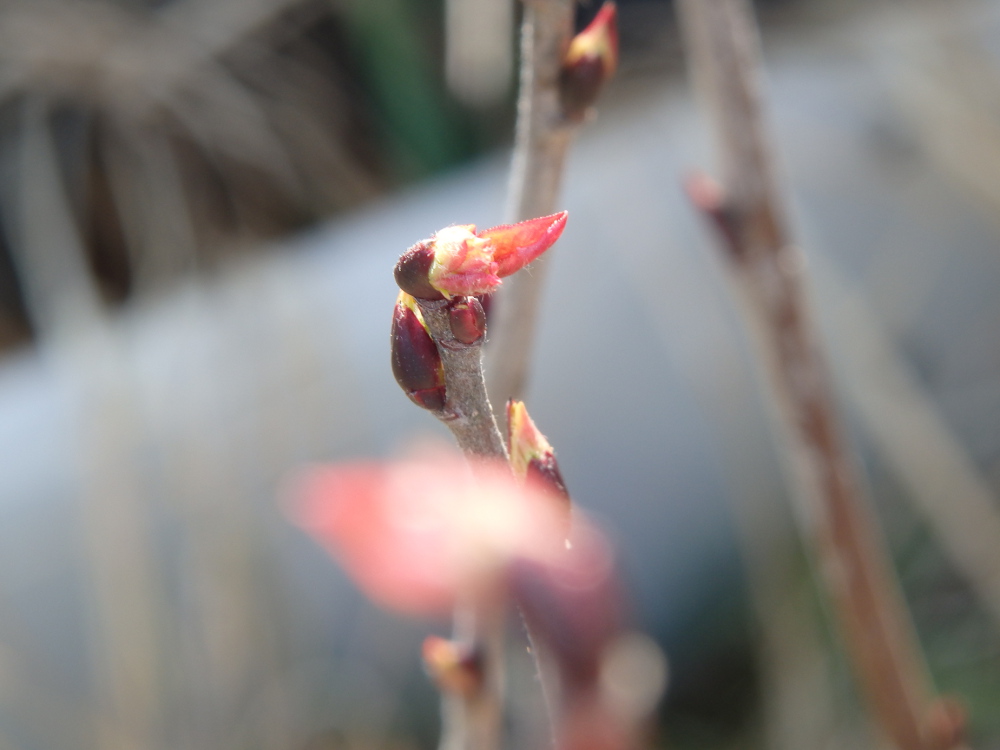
[{"left": 1, "top": 0, "right": 1000, "bottom": 749}]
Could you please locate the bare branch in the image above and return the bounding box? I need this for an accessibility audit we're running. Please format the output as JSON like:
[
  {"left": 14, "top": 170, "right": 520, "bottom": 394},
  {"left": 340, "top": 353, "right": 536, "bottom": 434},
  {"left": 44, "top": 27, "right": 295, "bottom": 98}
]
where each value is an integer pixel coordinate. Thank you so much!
[
  {"left": 677, "top": 1, "right": 955, "bottom": 748},
  {"left": 486, "top": 0, "right": 575, "bottom": 406}
]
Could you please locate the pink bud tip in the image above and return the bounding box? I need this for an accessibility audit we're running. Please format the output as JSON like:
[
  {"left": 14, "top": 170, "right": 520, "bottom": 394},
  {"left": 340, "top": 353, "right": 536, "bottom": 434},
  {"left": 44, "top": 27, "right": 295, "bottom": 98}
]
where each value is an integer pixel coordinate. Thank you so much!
[
  {"left": 508, "top": 400, "right": 569, "bottom": 505},
  {"left": 477, "top": 211, "right": 569, "bottom": 278}
]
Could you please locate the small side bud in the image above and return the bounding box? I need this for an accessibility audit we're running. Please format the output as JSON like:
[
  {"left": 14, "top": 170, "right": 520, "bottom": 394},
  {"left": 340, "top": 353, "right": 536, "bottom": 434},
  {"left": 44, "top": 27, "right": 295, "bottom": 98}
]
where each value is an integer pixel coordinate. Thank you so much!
[
  {"left": 683, "top": 171, "right": 745, "bottom": 260},
  {"left": 448, "top": 296, "right": 487, "bottom": 345},
  {"left": 391, "top": 292, "right": 446, "bottom": 411},
  {"left": 422, "top": 636, "right": 483, "bottom": 696},
  {"left": 508, "top": 400, "right": 570, "bottom": 504},
  {"left": 395, "top": 241, "right": 445, "bottom": 300},
  {"left": 559, "top": 2, "right": 619, "bottom": 122}
]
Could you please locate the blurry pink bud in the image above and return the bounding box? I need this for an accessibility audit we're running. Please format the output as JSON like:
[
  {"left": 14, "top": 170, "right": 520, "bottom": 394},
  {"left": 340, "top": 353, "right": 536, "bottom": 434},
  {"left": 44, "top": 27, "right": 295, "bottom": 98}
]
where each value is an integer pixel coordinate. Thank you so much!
[
  {"left": 290, "top": 450, "right": 573, "bottom": 615},
  {"left": 394, "top": 212, "right": 569, "bottom": 299},
  {"left": 508, "top": 400, "right": 569, "bottom": 504},
  {"left": 448, "top": 296, "right": 487, "bottom": 345},
  {"left": 560, "top": 2, "right": 619, "bottom": 122},
  {"left": 391, "top": 292, "right": 446, "bottom": 411},
  {"left": 422, "top": 636, "right": 483, "bottom": 696}
]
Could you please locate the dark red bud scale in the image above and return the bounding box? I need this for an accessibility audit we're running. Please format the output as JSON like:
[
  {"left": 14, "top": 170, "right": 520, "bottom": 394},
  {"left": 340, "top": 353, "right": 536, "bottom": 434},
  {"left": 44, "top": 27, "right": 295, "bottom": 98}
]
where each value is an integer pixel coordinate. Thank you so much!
[
  {"left": 448, "top": 297, "right": 487, "bottom": 345},
  {"left": 476, "top": 294, "right": 493, "bottom": 325},
  {"left": 559, "top": 2, "right": 618, "bottom": 123},
  {"left": 394, "top": 242, "right": 444, "bottom": 300},
  {"left": 391, "top": 297, "right": 446, "bottom": 411},
  {"left": 559, "top": 56, "right": 608, "bottom": 123}
]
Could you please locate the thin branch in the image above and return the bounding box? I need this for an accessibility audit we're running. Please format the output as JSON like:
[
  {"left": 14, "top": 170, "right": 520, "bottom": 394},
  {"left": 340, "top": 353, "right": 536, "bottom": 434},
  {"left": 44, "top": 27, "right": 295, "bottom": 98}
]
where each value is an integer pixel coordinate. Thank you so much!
[
  {"left": 412, "top": 298, "right": 507, "bottom": 750},
  {"left": 486, "top": 0, "right": 575, "bottom": 406},
  {"left": 417, "top": 299, "right": 508, "bottom": 461},
  {"left": 676, "top": 1, "right": 954, "bottom": 748}
]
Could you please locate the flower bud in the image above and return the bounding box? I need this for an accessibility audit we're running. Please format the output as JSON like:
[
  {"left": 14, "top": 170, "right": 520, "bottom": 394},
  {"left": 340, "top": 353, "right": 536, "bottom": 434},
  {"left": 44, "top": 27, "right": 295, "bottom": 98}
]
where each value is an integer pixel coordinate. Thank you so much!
[
  {"left": 422, "top": 636, "right": 483, "bottom": 696},
  {"left": 508, "top": 400, "right": 570, "bottom": 504},
  {"left": 391, "top": 292, "right": 446, "bottom": 411},
  {"left": 559, "top": 2, "right": 619, "bottom": 123},
  {"left": 393, "top": 213, "right": 568, "bottom": 299},
  {"left": 448, "top": 296, "right": 487, "bottom": 345},
  {"left": 395, "top": 240, "right": 445, "bottom": 300}
]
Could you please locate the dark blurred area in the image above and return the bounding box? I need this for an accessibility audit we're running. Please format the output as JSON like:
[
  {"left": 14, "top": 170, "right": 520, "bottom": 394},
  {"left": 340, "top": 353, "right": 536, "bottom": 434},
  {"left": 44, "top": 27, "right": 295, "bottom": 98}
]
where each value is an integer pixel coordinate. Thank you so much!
[{"left": 1, "top": 1, "right": 1000, "bottom": 750}]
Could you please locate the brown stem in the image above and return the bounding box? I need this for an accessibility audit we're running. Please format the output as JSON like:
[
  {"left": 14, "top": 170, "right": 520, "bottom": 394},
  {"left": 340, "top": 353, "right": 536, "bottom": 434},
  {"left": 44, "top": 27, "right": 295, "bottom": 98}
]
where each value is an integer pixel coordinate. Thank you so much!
[
  {"left": 676, "top": 1, "right": 952, "bottom": 748},
  {"left": 417, "top": 299, "right": 508, "bottom": 461},
  {"left": 486, "top": 0, "right": 575, "bottom": 406},
  {"left": 414, "top": 298, "right": 507, "bottom": 750}
]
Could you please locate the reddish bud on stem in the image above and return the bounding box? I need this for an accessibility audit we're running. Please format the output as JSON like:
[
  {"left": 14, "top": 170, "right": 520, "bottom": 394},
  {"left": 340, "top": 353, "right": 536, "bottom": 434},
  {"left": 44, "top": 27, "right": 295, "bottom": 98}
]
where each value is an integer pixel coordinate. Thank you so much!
[
  {"left": 422, "top": 636, "right": 483, "bottom": 696},
  {"left": 393, "top": 212, "right": 569, "bottom": 299},
  {"left": 508, "top": 400, "right": 570, "bottom": 504},
  {"left": 683, "top": 171, "right": 745, "bottom": 260},
  {"left": 448, "top": 296, "right": 487, "bottom": 345},
  {"left": 559, "top": 2, "right": 619, "bottom": 122},
  {"left": 391, "top": 292, "right": 446, "bottom": 411}
]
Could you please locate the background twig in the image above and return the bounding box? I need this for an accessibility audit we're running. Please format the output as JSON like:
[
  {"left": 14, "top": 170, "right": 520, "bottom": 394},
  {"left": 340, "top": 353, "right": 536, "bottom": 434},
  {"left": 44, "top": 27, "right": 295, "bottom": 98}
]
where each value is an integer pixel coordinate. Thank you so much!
[
  {"left": 676, "top": 1, "right": 948, "bottom": 747},
  {"left": 486, "top": 0, "right": 575, "bottom": 406}
]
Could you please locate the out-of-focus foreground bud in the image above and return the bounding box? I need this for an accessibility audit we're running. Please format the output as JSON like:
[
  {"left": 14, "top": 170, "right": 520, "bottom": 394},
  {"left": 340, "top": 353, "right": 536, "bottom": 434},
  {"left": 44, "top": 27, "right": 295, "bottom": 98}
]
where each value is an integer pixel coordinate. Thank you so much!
[
  {"left": 391, "top": 292, "right": 446, "bottom": 411},
  {"left": 422, "top": 636, "right": 483, "bottom": 696},
  {"left": 507, "top": 400, "right": 570, "bottom": 503},
  {"left": 559, "top": 2, "right": 618, "bottom": 122},
  {"left": 508, "top": 525, "right": 623, "bottom": 688},
  {"left": 290, "top": 450, "right": 575, "bottom": 615},
  {"left": 448, "top": 296, "right": 487, "bottom": 345},
  {"left": 394, "top": 212, "right": 569, "bottom": 299}
]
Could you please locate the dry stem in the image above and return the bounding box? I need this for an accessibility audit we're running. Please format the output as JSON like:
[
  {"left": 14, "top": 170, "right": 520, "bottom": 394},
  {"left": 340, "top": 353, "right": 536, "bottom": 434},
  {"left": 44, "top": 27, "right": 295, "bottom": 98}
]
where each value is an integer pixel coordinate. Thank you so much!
[
  {"left": 414, "top": 299, "right": 507, "bottom": 750},
  {"left": 417, "top": 299, "right": 508, "bottom": 461},
  {"left": 486, "top": 0, "right": 575, "bottom": 406},
  {"left": 676, "top": 1, "right": 950, "bottom": 748}
]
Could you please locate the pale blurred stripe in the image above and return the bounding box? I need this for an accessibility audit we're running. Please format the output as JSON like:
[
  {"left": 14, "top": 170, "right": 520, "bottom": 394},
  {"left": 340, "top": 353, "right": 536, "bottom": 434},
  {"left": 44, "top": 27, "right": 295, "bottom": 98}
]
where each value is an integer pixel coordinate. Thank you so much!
[{"left": 446, "top": 0, "right": 514, "bottom": 107}]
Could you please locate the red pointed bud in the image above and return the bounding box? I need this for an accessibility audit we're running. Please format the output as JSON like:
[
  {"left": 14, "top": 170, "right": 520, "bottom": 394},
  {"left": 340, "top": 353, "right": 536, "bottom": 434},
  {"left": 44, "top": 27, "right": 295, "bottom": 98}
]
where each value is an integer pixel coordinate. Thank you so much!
[
  {"left": 395, "top": 213, "right": 568, "bottom": 299},
  {"left": 477, "top": 211, "right": 569, "bottom": 278},
  {"left": 395, "top": 240, "right": 445, "bottom": 300},
  {"left": 559, "top": 2, "right": 619, "bottom": 122},
  {"left": 448, "top": 296, "right": 487, "bottom": 345},
  {"left": 422, "top": 636, "right": 483, "bottom": 696},
  {"left": 391, "top": 292, "right": 446, "bottom": 411},
  {"left": 508, "top": 400, "right": 570, "bottom": 504}
]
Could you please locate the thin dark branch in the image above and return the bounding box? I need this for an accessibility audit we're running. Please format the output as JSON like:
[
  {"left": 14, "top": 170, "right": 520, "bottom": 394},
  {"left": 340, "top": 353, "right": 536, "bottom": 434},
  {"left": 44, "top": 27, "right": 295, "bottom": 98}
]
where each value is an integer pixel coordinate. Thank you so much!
[{"left": 677, "top": 1, "right": 955, "bottom": 748}]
